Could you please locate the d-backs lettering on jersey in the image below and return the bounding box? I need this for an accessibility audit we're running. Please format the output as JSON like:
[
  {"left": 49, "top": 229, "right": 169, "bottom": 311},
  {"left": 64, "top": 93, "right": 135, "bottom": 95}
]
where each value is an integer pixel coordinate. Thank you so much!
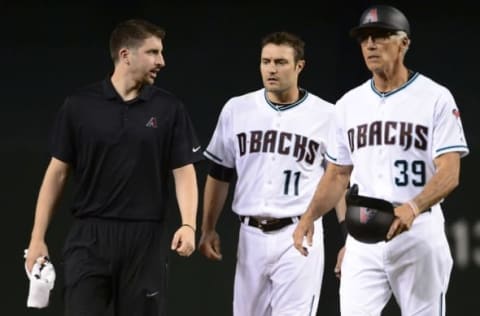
[
  {"left": 204, "top": 89, "right": 334, "bottom": 217},
  {"left": 237, "top": 130, "right": 319, "bottom": 164},
  {"left": 347, "top": 120, "right": 428, "bottom": 152}
]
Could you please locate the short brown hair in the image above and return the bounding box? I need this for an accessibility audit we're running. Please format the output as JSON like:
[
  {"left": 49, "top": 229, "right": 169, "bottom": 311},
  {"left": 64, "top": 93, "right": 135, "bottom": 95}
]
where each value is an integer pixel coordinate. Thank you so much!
[
  {"left": 109, "top": 19, "right": 166, "bottom": 63},
  {"left": 261, "top": 31, "right": 305, "bottom": 62}
]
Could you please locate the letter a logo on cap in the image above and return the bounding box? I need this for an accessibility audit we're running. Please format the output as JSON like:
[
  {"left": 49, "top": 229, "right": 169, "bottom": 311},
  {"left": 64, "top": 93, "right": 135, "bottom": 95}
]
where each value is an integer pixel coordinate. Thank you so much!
[{"left": 363, "top": 8, "right": 378, "bottom": 23}]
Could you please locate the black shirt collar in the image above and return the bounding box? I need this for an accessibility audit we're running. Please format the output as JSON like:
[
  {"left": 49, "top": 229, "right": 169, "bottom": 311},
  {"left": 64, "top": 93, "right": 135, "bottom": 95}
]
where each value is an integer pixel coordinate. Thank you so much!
[{"left": 102, "top": 77, "right": 155, "bottom": 102}]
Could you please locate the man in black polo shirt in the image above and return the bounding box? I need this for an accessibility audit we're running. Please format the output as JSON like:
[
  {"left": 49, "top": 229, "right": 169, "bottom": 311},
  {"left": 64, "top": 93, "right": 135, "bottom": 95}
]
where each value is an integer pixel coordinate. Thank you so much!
[{"left": 25, "top": 19, "right": 203, "bottom": 315}]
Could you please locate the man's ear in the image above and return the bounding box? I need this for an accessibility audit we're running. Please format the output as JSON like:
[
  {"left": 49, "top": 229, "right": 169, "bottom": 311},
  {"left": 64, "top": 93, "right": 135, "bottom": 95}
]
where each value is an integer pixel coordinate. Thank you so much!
[
  {"left": 119, "top": 47, "right": 130, "bottom": 65},
  {"left": 297, "top": 60, "right": 305, "bottom": 72},
  {"left": 402, "top": 37, "right": 411, "bottom": 54}
]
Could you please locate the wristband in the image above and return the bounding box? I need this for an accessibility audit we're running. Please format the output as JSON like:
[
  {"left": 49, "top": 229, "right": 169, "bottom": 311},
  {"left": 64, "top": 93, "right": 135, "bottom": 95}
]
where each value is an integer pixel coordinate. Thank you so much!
[
  {"left": 339, "top": 220, "right": 348, "bottom": 241},
  {"left": 181, "top": 223, "right": 196, "bottom": 232},
  {"left": 407, "top": 200, "right": 420, "bottom": 217}
]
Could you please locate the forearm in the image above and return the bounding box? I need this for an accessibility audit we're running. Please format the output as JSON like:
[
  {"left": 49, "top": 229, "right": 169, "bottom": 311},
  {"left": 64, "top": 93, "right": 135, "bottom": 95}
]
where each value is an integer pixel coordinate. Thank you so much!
[
  {"left": 30, "top": 158, "right": 69, "bottom": 242},
  {"left": 173, "top": 164, "right": 198, "bottom": 229},
  {"left": 201, "top": 175, "right": 230, "bottom": 232},
  {"left": 411, "top": 152, "right": 460, "bottom": 213},
  {"left": 304, "top": 164, "right": 351, "bottom": 221},
  {"left": 335, "top": 189, "right": 347, "bottom": 223}
]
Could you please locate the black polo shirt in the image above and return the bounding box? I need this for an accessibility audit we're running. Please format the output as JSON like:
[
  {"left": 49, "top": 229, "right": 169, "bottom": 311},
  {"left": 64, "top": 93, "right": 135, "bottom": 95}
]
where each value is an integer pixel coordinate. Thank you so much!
[{"left": 50, "top": 78, "right": 203, "bottom": 221}]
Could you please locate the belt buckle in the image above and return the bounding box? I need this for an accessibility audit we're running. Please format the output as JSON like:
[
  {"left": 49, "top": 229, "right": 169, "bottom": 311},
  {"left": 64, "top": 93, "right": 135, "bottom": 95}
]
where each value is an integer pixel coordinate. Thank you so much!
[
  {"left": 258, "top": 219, "right": 268, "bottom": 231},
  {"left": 259, "top": 218, "right": 280, "bottom": 232}
]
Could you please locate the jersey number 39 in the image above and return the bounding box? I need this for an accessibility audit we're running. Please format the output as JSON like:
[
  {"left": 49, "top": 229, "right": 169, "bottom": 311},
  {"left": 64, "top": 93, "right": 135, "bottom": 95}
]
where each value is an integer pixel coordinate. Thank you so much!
[{"left": 394, "top": 160, "right": 426, "bottom": 186}]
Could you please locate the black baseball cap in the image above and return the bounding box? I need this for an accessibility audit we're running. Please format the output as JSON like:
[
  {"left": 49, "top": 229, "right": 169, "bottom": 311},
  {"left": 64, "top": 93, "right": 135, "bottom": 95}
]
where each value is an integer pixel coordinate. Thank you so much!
[{"left": 350, "top": 5, "right": 410, "bottom": 38}]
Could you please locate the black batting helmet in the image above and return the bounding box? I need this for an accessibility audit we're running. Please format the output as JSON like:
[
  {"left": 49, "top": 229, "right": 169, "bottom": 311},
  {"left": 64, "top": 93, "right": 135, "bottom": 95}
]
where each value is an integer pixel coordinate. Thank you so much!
[
  {"left": 344, "top": 184, "right": 395, "bottom": 244},
  {"left": 350, "top": 5, "right": 410, "bottom": 38}
]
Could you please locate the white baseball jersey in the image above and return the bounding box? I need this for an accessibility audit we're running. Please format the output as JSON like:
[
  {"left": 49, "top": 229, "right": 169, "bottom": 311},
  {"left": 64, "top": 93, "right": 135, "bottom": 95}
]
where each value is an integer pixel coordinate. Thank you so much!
[
  {"left": 328, "top": 72, "right": 469, "bottom": 215},
  {"left": 204, "top": 88, "right": 334, "bottom": 218},
  {"left": 328, "top": 72, "right": 469, "bottom": 316},
  {"left": 205, "top": 88, "right": 332, "bottom": 316}
]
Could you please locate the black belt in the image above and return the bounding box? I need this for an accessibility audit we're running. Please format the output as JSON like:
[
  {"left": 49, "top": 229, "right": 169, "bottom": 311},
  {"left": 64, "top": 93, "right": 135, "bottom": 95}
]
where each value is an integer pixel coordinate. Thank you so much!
[{"left": 239, "top": 216, "right": 300, "bottom": 232}]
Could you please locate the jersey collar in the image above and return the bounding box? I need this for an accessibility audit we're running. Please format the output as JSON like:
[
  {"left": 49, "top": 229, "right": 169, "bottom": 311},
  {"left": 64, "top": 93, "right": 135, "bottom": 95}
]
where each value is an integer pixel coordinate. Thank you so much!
[
  {"left": 264, "top": 88, "right": 308, "bottom": 111},
  {"left": 370, "top": 71, "right": 419, "bottom": 98}
]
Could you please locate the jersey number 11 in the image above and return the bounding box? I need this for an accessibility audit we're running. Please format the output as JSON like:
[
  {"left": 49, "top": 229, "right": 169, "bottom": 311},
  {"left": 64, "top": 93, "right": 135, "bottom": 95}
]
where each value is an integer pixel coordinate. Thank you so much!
[{"left": 283, "top": 170, "right": 300, "bottom": 195}]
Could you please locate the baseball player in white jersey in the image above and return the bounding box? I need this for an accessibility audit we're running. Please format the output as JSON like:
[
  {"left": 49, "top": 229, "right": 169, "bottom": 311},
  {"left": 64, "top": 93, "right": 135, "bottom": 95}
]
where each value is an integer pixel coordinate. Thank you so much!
[
  {"left": 199, "top": 31, "right": 343, "bottom": 316},
  {"left": 293, "top": 5, "right": 469, "bottom": 316}
]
